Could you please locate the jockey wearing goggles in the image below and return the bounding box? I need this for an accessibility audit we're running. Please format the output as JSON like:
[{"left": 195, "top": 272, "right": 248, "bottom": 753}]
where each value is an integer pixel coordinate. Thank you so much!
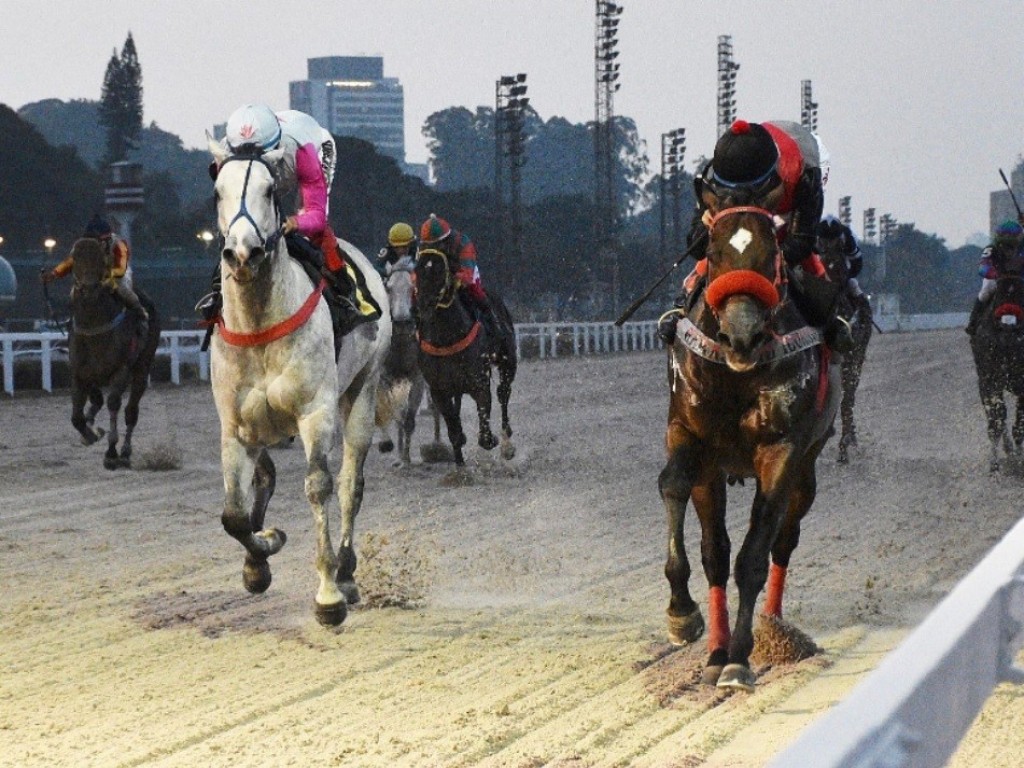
[
  {"left": 378, "top": 222, "right": 418, "bottom": 277},
  {"left": 816, "top": 215, "right": 869, "bottom": 311},
  {"left": 966, "top": 219, "right": 1024, "bottom": 335},
  {"left": 659, "top": 119, "right": 852, "bottom": 354}
]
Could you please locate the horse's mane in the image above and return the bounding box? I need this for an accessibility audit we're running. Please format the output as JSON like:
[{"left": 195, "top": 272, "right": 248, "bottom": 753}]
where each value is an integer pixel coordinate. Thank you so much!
[{"left": 70, "top": 238, "right": 109, "bottom": 285}]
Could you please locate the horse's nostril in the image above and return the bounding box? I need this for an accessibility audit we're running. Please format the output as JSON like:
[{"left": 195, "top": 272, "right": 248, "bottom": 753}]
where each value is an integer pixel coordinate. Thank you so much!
[
  {"left": 717, "top": 331, "right": 731, "bottom": 347},
  {"left": 250, "top": 247, "right": 265, "bottom": 264},
  {"left": 222, "top": 248, "right": 238, "bottom": 266}
]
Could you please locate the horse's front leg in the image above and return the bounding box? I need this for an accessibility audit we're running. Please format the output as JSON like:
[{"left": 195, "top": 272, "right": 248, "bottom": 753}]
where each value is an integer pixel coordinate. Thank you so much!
[
  {"left": 1012, "top": 395, "right": 1024, "bottom": 454},
  {"left": 496, "top": 361, "right": 516, "bottom": 459},
  {"left": 472, "top": 366, "right": 498, "bottom": 451},
  {"left": 85, "top": 388, "right": 103, "bottom": 430},
  {"left": 983, "top": 392, "right": 1007, "bottom": 472},
  {"left": 296, "top": 407, "right": 346, "bottom": 626},
  {"left": 335, "top": 378, "right": 378, "bottom": 607},
  {"left": 660, "top": 425, "right": 715, "bottom": 652},
  {"left": 220, "top": 435, "right": 287, "bottom": 595},
  {"left": 435, "top": 390, "right": 467, "bottom": 465},
  {"left": 71, "top": 384, "right": 104, "bottom": 445}
]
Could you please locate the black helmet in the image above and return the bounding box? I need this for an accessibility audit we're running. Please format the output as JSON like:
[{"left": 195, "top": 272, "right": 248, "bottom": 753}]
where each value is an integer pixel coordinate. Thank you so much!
[
  {"left": 708, "top": 120, "right": 779, "bottom": 189},
  {"left": 817, "top": 215, "right": 845, "bottom": 239}
]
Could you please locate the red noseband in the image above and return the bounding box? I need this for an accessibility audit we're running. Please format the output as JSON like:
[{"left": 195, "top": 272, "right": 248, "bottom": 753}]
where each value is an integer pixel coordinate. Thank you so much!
[{"left": 706, "top": 270, "right": 780, "bottom": 311}]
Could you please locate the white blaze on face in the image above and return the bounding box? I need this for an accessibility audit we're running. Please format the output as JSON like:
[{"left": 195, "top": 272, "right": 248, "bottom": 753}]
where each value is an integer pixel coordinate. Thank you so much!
[{"left": 729, "top": 228, "right": 753, "bottom": 253}]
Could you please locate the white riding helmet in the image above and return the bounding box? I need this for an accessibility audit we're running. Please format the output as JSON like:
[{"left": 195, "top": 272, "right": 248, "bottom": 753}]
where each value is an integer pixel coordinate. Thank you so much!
[{"left": 225, "top": 104, "right": 282, "bottom": 153}]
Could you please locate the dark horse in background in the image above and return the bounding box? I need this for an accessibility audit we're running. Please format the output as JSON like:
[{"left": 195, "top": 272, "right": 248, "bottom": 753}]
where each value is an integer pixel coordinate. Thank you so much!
[
  {"left": 969, "top": 272, "right": 1024, "bottom": 472},
  {"left": 414, "top": 247, "right": 517, "bottom": 466},
  {"left": 818, "top": 236, "right": 873, "bottom": 463},
  {"left": 66, "top": 238, "right": 160, "bottom": 469},
  {"left": 660, "top": 204, "right": 840, "bottom": 692}
]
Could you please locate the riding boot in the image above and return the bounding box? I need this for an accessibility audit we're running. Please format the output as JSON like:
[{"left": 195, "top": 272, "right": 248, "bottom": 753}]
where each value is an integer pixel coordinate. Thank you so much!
[
  {"left": 965, "top": 298, "right": 985, "bottom": 335},
  {"left": 195, "top": 265, "right": 222, "bottom": 351},
  {"left": 788, "top": 268, "right": 853, "bottom": 353}
]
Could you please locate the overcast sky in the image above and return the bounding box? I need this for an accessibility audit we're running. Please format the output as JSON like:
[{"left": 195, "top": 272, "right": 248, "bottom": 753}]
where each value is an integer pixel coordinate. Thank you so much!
[{"left": 3, "top": 0, "right": 1022, "bottom": 247}]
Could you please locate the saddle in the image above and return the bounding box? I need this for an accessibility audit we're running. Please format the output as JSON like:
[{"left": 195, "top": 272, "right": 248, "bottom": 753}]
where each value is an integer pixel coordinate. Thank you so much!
[{"left": 286, "top": 233, "right": 382, "bottom": 358}]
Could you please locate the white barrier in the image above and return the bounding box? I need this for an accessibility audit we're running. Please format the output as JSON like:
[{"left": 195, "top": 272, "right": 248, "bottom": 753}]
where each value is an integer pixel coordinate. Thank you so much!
[
  {"left": 771, "top": 516, "right": 1024, "bottom": 768},
  {"left": 0, "top": 329, "right": 209, "bottom": 395}
]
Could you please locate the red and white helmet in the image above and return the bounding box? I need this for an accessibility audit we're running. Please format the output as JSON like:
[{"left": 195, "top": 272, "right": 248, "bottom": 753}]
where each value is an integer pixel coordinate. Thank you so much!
[{"left": 225, "top": 104, "right": 282, "bottom": 153}]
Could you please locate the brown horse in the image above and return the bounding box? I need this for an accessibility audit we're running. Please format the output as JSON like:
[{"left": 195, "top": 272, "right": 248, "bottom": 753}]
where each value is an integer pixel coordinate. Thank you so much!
[
  {"left": 66, "top": 238, "right": 160, "bottom": 469},
  {"left": 969, "top": 273, "right": 1024, "bottom": 472},
  {"left": 660, "top": 205, "right": 840, "bottom": 692},
  {"left": 414, "top": 247, "right": 517, "bottom": 466},
  {"left": 817, "top": 237, "right": 873, "bottom": 463}
]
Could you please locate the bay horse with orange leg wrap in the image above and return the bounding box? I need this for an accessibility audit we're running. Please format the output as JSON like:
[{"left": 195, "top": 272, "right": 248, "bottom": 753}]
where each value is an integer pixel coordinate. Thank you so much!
[{"left": 659, "top": 204, "right": 840, "bottom": 692}]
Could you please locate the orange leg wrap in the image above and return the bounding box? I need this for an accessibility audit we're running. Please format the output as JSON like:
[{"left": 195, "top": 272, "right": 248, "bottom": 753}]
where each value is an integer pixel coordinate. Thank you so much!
[
  {"left": 708, "top": 585, "right": 730, "bottom": 652},
  {"left": 763, "top": 562, "right": 787, "bottom": 617}
]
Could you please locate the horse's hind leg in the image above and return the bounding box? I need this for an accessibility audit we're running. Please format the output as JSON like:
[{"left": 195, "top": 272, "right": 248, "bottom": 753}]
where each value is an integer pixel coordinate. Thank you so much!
[
  {"left": 496, "top": 360, "right": 516, "bottom": 459},
  {"left": 472, "top": 370, "right": 499, "bottom": 451},
  {"left": 85, "top": 388, "right": 103, "bottom": 430},
  {"left": 221, "top": 437, "right": 287, "bottom": 596},
  {"left": 118, "top": 366, "right": 151, "bottom": 468},
  {"left": 102, "top": 388, "right": 125, "bottom": 471},
  {"left": 1013, "top": 395, "right": 1024, "bottom": 454},
  {"left": 983, "top": 393, "right": 1007, "bottom": 472},
  {"left": 399, "top": 377, "right": 424, "bottom": 465}
]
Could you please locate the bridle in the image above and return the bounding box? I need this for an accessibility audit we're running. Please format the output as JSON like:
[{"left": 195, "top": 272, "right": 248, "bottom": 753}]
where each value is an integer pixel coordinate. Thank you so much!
[
  {"left": 218, "top": 155, "right": 284, "bottom": 257},
  {"left": 415, "top": 248, "right": 457, "bottom": 309},
  {"left": 704, "top": 206, "right": 785, "bottom": 316}
]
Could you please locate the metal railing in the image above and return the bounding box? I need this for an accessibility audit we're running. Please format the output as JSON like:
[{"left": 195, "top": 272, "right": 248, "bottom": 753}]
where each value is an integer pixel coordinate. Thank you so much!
[{"left": 770, "top": 515, "right": 1024, "bottom": 767}]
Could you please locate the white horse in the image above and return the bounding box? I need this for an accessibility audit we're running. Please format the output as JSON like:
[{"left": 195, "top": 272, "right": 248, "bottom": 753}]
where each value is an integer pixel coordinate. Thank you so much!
[{"left": 206, "top": 139, "right": 391, "bottom": 626}]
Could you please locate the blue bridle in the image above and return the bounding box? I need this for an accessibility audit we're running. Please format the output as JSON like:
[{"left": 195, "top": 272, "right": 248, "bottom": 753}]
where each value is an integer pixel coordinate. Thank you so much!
[{"left": 219, "top": 154, "right": 284, "bottom": 255}]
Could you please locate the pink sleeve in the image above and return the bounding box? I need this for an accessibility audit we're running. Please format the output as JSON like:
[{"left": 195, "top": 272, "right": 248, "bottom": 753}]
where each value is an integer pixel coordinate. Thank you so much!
[{"left": 293, "top": 143, "right": 328, "bottom": 237}]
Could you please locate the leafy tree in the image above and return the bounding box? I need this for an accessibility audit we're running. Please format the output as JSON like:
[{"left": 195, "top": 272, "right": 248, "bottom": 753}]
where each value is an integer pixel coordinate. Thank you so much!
[
  {"left": 99, "top": 33, "right": 143, "bottom": 164},
  {"left": 423, "top": 107, "right": 495, "bottom": 192}
]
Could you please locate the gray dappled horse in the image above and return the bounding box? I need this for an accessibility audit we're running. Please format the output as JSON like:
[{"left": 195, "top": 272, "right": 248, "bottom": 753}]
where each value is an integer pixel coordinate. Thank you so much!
[
  {"left": 375, "top": 259, "right": 437, "bottom": 465},
  {"left": 66, "top": 238, "right": 160, "bottom": 469},
  {"left": 206, "top": 138, "right": 391, "bottom": 626},
  {"left": 969, "top": 273, "right": 1024, "bottom": 472},
  {"left": 660, "top": 204, "right": 840, "bottom": 692},
  {"left": 817, "top": 236, "right": 873, "bottom": 463},
  {"left": 414, "top": 248, "right": 516, "bottom": 467}
]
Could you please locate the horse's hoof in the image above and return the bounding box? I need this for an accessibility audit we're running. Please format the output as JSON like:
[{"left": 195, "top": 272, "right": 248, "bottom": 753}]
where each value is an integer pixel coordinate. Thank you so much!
[
  {"left": 103, "top": 454, "right": 120, "bottom": 471},
  {"left": 667, "top": 608, "right": 705, "bottom": 646},
  {"left": 337, "top": 579, "right": 361, "bottom": 605},
  {"left": 990, "top": 461, "right": 1001, "bottom": 474},
  {"left": 836, "top": 452, "right": 848, "bottom": 464},
  {"left": 700, "top": 665, "right": 725, "bottom": 686},
  {"left": 379, "top": 440, "right": 394, "bottom": 454},
  {"left": 479, "top": 434, "right": 499, "bottom": 450},
  {"left": 717, "top": 663, "right": 756, "bottom": 693},
  {"left": 500, "top": 442, "right": 516, "bottom": 460},
  {"left": 314, "top": 599, "right": 348, "bottom": 627},
  {"left": 243, "top": 557, "right": 272, "bottom": 594}
]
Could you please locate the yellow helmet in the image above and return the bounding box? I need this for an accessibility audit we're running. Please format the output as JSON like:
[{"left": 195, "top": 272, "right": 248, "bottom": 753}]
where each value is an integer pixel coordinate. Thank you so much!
[{"left": 388, "top": 222, "right": 415, "bottom": 247}]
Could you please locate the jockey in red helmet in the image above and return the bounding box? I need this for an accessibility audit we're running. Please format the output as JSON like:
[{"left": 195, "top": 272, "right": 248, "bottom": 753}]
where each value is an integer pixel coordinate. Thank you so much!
[
  {"left": 419, "top": 214, "right": 502, "bottom": 341},
  {"left": 659, "top": 119, "right": 852, "bottom": 354}
]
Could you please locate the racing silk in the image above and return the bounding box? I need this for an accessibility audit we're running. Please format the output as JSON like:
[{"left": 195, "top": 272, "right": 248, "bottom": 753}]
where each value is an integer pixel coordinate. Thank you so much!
[
  {"left": 979, "top": 243, "right": 1024, "bottom": 280},
  {"left": 52, "top": 237, "right": 130, "bottom": 283},
  {"left": 761, "top": 120, "right": 819, "bottom": 215},
  {"left": 275, "top": 110, "right": 334, "bottom": 239},
  {"left": 451, "top": 230, "right": 485, "bottom": 302}
]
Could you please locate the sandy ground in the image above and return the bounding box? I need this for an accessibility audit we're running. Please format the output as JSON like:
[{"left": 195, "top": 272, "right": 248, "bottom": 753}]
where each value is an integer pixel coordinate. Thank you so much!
[{"left": 2, "top": 328, "right": 1024, "bottom": 768}]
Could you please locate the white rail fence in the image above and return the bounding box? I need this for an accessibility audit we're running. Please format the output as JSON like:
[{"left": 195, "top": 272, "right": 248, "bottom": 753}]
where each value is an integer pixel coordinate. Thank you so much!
[
  {"left": 771, "top": 515, "right": 1024, "bottom": 768},
  {"left": 0, "top": 322, "right": 661, "bottom": 396}
]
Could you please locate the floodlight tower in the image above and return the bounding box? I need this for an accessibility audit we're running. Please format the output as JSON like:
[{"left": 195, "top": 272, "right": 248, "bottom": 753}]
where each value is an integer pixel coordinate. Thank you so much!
[
  {"left": 717, "top": 35, "right": 740, "bottom": 137},
  {"left": 838, "top": 196, "right": 852, "bottom": 228},
  {"left": 660, "top": 129, "right": 686, "bottom": 265},
  {"left": 595, "top": 0, "right": 623, "bottom": 311},
  {"left": 495, "top": 73, "right": 529, "bottom": 291},
  {"left": 800, "top": 80, "right": 818, "bottom": 133}
]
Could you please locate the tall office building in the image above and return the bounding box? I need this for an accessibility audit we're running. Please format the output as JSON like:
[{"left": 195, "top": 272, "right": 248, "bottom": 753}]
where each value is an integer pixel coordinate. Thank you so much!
[{"left": 290, "top": 56, "right": 406, "bottom": 164}]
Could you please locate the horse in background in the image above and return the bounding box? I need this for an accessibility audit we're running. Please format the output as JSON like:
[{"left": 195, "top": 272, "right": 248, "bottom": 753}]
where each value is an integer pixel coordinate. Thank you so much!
[
  {"left": 660, "top": 204, "right": 840, "bottom": 692},
  {"left": 374, "top": 258, "right": 443, "bottom": 465},
  {"left": 818, "top": 237, "right": 873, "bottom": 463},
  {"left": 206, "top": 139, "right": 391, "bottom": 626},
  {"left": 969, "top": 272, "right": 1024, "bottom": 472},
  {"left": 414, "top": 247, "right": 517, "bottom": 467},
  {"left": 66, "top": 238, "right": 160, "bottom": 469}
]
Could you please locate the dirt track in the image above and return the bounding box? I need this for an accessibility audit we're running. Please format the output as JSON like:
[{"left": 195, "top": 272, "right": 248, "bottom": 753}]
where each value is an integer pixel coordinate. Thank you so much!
[{"left": 3, "top": 328, "right": 1024, "bottom": 767}]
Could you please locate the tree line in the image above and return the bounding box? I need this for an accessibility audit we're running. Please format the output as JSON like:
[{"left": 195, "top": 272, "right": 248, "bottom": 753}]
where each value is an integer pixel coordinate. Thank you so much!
[{"left": 0, "top": 33, "right": 986, "bottom": 321}]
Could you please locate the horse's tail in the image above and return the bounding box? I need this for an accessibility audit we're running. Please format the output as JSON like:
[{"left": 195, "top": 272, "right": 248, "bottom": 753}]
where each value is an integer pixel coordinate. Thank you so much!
[{"left": 375, "top": 376, "right": 412, "bottom": 428}]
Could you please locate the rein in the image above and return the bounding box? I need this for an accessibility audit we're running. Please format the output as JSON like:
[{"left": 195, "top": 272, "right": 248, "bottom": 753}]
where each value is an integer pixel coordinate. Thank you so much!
[
  {"left": 74, "top": 308, "right": 128, "bottom": 337},
  {"left": 416, "top": 248, "right": 457, "bottom": 308},
  {"left": 415, "top": 247, "right": 482, "bottom": 356}
]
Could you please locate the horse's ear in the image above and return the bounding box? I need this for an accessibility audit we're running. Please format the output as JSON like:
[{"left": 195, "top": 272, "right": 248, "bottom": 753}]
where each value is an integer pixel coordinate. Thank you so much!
[
  {"left": 207, "top": 130, "right": 228, "bottom": 164},
  {"left": 701, "top": 187, "right": 721, "bottom": 215}
]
